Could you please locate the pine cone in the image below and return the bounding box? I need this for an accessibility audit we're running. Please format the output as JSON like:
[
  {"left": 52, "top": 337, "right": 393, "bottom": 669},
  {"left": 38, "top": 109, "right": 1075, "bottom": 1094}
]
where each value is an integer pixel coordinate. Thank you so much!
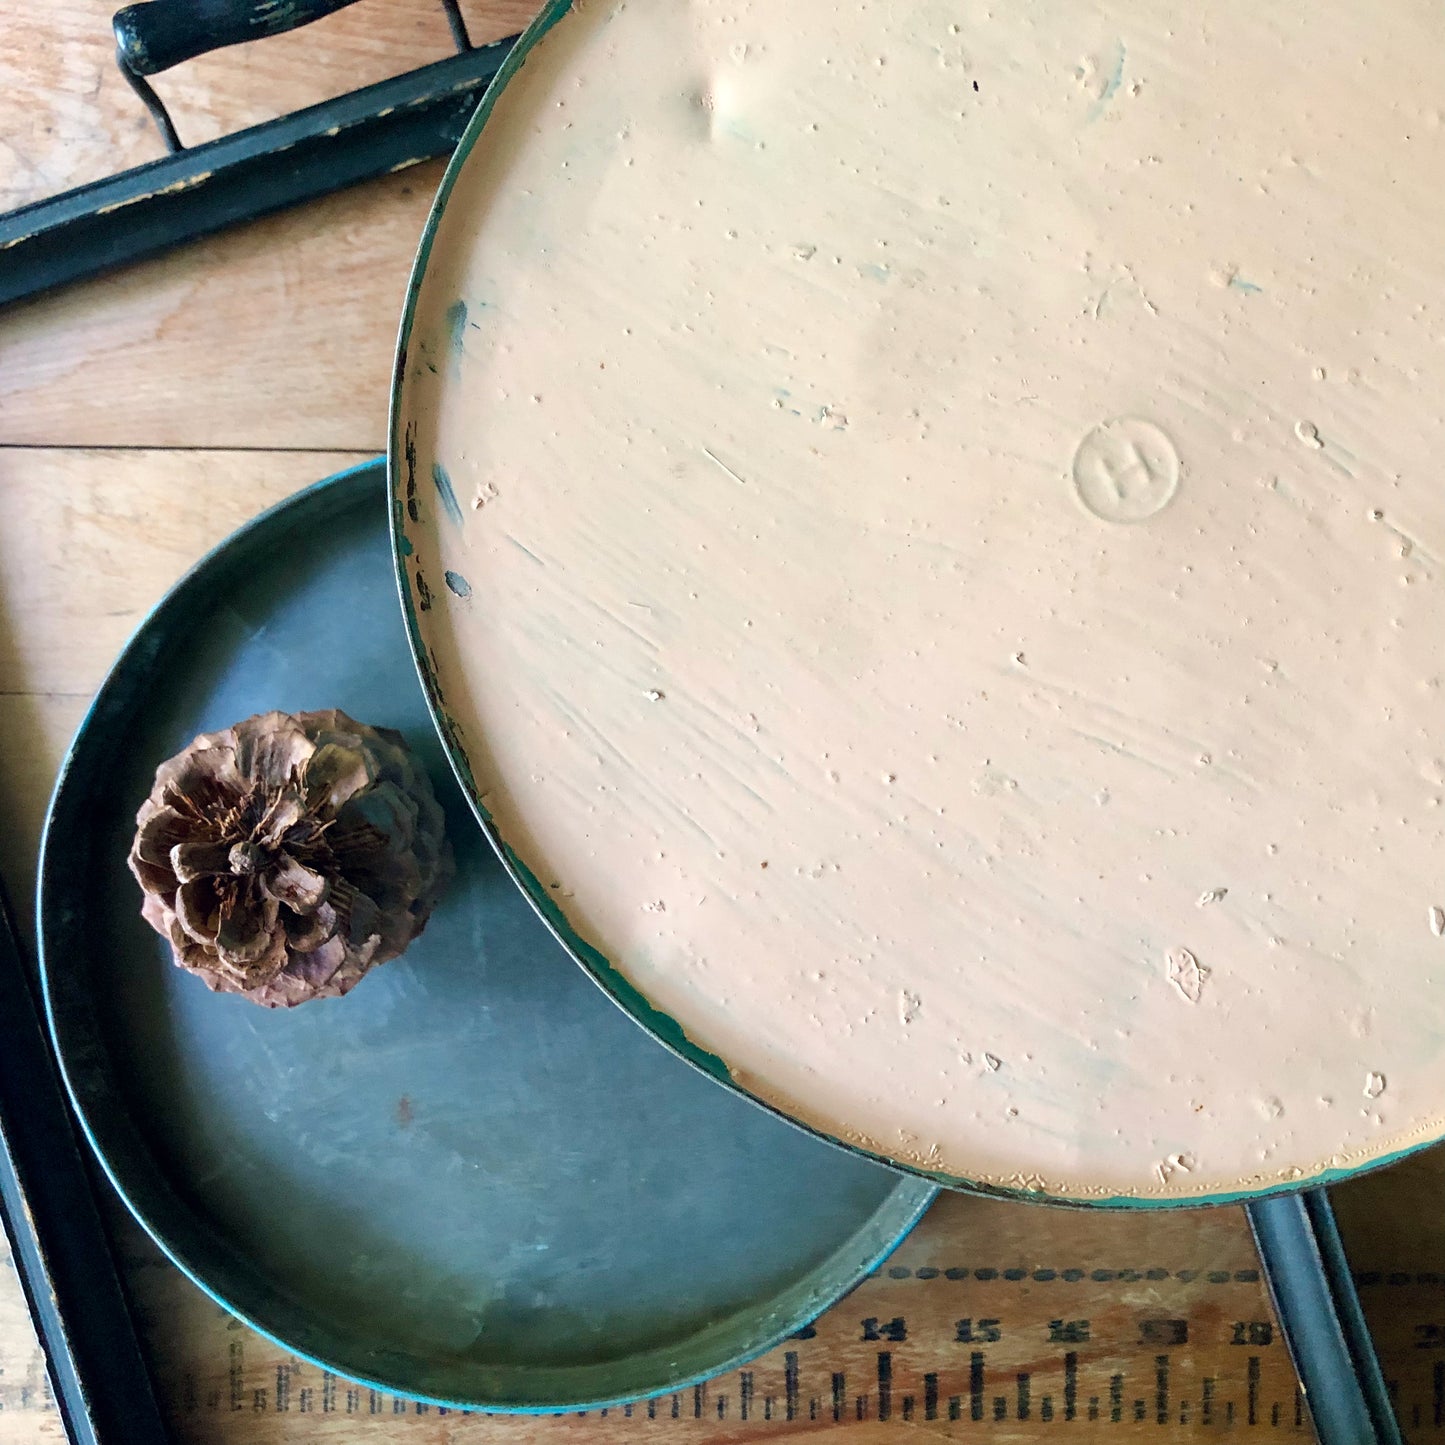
[{"left": 129, "top": 709, "right": 453, "bottom": 1008}]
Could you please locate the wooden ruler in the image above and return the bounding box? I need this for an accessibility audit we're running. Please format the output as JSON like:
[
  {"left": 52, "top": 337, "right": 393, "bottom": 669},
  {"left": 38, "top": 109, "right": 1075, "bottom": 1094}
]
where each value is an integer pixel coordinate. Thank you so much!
[
  {"left": 0, "top": 1189, "right": 1292, "bottom": 1444},
  {"left": 5, "top": 1146, "right": 1445, "bottom": 1443}
]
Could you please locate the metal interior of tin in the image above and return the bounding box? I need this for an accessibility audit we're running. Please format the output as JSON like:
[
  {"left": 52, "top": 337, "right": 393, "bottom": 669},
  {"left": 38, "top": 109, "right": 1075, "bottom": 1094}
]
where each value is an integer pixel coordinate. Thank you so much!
[{"left": 38, "top": 462, "right": 935, "bottom": 1411}]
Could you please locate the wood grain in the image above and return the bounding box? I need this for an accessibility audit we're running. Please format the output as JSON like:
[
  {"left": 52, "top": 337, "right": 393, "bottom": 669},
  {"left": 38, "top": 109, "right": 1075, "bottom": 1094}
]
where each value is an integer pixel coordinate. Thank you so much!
[
  {"left": 0, "top": 0, "right": 542, "bottom": 451},
  {"left": 0, "top": 165, "right": 441, "bottom": 450},
  {"left": 0, "top": 447, "right": 368, "bottom": 935}
]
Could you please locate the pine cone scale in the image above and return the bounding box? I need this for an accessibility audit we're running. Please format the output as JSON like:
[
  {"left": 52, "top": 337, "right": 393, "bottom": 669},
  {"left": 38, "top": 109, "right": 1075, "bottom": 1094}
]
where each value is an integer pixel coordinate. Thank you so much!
[
  {"left": 260, "top": 853, "right": 329, "bottom": 913},
  {"left": 304, "top": 742, "right": 374, "bottom": 812},
  {"left": 153, "top": 742, "right": 241, "bottom": 798},
  {"left": 175, "top": 877, "right": 224, "bottom": 944},
  {"left": 214, "top": 883, "right": 280, "bottom": 965},
  {"left": 170, "top": 839, "right": 233, "bottom": 883},
  {"left": 234, "top": 713, "right": 312, "bottom": 786},
  {"left": 134, "top": 806, "right": 193, "bottom": 869},
  {"left": 284, "top": 901, "right": 336, "bottom": 952}
]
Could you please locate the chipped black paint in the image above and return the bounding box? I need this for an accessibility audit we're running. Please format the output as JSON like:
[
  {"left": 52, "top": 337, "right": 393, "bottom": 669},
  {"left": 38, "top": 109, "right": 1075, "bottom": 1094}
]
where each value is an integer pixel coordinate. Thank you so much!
[{"left": 0, "top": 38, "right": 516, "bottom": 307}]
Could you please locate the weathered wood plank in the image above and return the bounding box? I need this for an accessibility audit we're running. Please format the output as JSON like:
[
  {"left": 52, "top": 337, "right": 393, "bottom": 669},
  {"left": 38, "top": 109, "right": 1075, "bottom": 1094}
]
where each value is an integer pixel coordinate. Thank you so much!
[
  {"left": 0, "top": 0, "right": 541, "bottom": 450},
  {"left": 0, "top": 446, "right": 367, "bottom": 925},
  {"left": 0, "top": 165, "right": 438, "bottom": 449}
]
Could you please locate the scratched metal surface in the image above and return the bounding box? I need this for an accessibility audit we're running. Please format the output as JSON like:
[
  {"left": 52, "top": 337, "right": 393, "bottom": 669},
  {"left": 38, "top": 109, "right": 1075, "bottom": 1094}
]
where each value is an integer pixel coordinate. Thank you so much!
[{"left": 36, "top": 460, "right": 933, "bottom": 1411}]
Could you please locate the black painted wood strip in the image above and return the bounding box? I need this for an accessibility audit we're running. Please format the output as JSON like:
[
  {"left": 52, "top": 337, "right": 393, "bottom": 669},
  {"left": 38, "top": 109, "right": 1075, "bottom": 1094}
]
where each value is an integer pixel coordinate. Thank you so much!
[{"left": 0, "top": 877, "right": 170, "bottom": 1444}]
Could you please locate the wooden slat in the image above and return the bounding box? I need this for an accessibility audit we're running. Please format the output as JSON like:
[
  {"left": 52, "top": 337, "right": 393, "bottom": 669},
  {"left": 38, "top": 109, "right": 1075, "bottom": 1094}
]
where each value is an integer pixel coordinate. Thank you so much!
[
  {"left": 0, "top": 447, "right": 368, "bottom": 695},
  {"left": 0, "top": 163, "right": 442, "bottom": 450},
  {"left": 0, "top": 693, "right": 88, "bottom": 940},
  {"left": 0, "top": 0, "right": 540, "bottom": 211},
  {"left": 0, "top": 0, "right": 542, "bottom": 451}
]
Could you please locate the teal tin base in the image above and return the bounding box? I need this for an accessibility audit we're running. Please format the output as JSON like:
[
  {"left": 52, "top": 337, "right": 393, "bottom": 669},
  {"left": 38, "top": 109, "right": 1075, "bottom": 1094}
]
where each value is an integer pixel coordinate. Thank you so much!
[{"left": 38, "top": 461, "right": 934, "bottom": 1412}]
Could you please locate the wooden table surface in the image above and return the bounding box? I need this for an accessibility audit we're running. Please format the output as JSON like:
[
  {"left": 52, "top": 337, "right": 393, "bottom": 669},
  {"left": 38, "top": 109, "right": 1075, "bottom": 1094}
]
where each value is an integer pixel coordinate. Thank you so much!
[{"left": 3, "top": 6, "right": 1445, "bottom": 1442}]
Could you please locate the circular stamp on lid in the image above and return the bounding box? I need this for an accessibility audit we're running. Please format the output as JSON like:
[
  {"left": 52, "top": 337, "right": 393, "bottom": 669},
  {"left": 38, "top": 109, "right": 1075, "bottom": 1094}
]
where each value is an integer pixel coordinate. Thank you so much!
[{"left": 1072, "top": 417, "right": 1181, "bottom": 523}]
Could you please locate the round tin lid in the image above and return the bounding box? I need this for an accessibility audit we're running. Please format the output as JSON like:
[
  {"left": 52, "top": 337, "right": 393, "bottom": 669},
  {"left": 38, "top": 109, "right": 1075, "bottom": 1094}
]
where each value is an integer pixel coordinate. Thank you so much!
[{"left": 393, "top": 0, "right": 1445, "bottom": 1204}]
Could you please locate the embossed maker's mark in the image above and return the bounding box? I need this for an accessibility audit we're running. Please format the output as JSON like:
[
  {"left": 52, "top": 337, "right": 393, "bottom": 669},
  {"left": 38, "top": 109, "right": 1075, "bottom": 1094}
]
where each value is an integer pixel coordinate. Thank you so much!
[{"left": 1072, "top": 417, "right": 1181, "bottom": 523}]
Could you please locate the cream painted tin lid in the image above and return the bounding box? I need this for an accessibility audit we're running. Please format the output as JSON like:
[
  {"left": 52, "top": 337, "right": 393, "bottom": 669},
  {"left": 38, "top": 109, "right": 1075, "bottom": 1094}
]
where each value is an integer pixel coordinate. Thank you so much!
[{"left": 394, "top": 0, "right": 1445, "bottom": 1204}]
